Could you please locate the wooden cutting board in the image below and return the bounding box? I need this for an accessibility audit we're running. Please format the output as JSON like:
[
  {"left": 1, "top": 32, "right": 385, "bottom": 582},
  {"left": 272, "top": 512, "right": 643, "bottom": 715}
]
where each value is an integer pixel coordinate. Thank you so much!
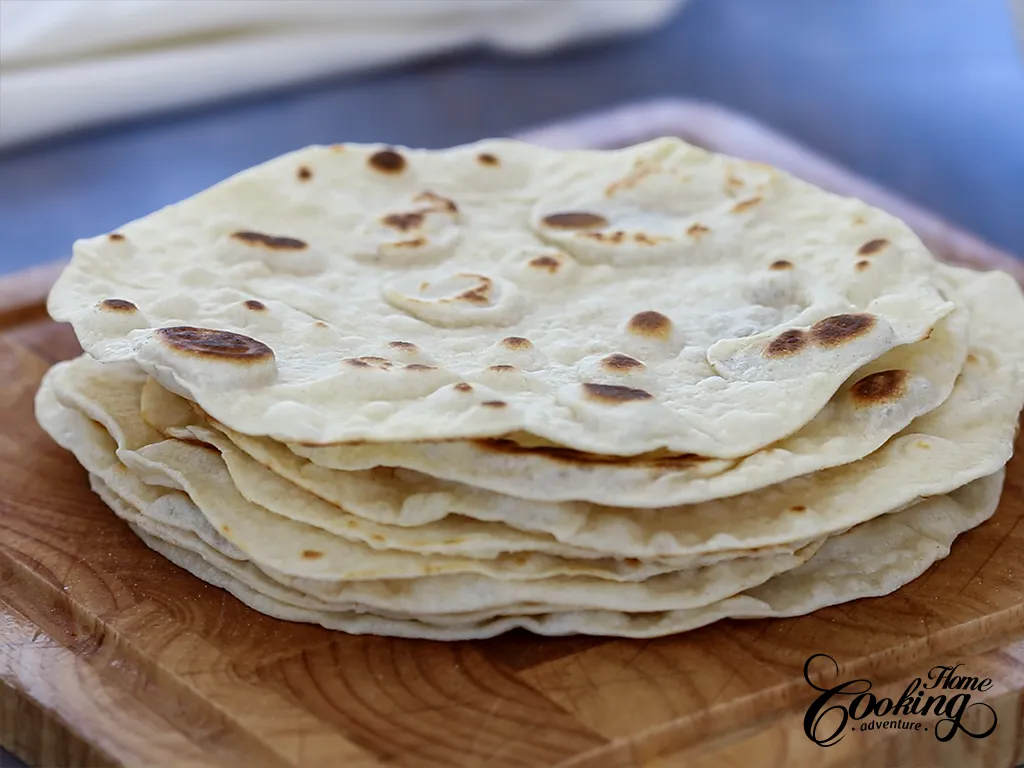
[{"left": 2, "top": 100, "right": 1023, "bottom": 768}]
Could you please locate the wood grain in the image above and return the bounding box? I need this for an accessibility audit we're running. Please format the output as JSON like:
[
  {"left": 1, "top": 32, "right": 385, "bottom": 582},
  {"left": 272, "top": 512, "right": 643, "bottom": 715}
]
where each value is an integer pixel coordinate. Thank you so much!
[{"left": 2, "top": 102, "right": 1024, "bottom": 767}]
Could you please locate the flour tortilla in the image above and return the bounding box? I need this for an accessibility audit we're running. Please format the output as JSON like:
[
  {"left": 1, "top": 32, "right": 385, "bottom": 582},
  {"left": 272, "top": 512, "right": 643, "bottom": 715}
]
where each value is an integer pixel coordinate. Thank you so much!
[
  {"left": 48, "top": 355, "right": 811, "bottom": 573},
  {"left": 132, "top": 272, "right": 1023, "bottom": 560},
  {"left": 289, "top": 265, "right": 1009, "bottom": 508},
  {"left": 119, "top": 471, "right": 1005, "bottom": 639},
  {"left": 87, "top": 474, "right": 565, "bottom": 622},
  {"left": 37, "top": 368, "right": 824, "bottom": 613},
  {"left": 48, "top": 137, "right": 955, "bottom": 457}
]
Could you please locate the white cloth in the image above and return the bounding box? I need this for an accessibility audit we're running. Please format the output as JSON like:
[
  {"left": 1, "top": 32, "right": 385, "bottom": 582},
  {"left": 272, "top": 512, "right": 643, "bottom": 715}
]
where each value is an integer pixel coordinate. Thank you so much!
[{"left": 0, "top": 0, "right": 684, "bottom": 148}]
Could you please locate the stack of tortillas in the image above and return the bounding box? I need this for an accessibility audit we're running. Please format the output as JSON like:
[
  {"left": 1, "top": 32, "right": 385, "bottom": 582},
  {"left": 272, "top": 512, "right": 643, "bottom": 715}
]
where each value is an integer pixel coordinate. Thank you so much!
[{"left": 36, "top": 138, "right": 1024, "bottom": 639}]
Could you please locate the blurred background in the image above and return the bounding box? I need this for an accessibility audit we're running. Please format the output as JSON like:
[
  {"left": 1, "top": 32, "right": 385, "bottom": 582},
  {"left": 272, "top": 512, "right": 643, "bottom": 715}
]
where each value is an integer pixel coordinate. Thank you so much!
[{"left": 0, "top": 0, "right": 1022, "bottom": 278}]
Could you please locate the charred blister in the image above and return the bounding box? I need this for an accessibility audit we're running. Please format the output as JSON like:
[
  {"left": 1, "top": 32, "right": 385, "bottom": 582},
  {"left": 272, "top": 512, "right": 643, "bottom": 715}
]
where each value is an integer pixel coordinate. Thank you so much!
[
  {"left": 156, "top": 326, "right": 274, "bottom": 363},
  {"left": 540, "top": 212, "right": 609, "bottom": 230},
  {"left": 687, "top": 223, "right": 711, "bottom": 240},
  {"left": 626, "top": 311, "right": 672, "bottom": 341},
  {"left": 601, "top": 353, "right": 645, "bottom": 372},
  {"left": 231, "top": 231, "right": 308, "bottom": 251},
  {"left": 528, "top": 255, "right": 562, "bottom": 273},
  {"left": 581, "top": 382, "right": 654, "bottom": 404},
  {"left": 501, "top": 336, "right": 533, "bottom": 350},
  {"left": 857, "top": 239, "right": 890, "bottom": 256},
  {"left": 382, "top": 212, "right": 425, "bottom": 231},
  {"left": 99, "top": 298, "right": 138, "bottom": 312},
  {"left": 731, "top": 196, "right": 762, "bottom": 214},
  {"left": 764, "top": 329, "right": 809, "bottom": 358},
  {"left": 810, "top": 313, "right": 876, "bottom": 346},
  {"left": 850, "top": 369, "right": 909, "bottom": 406},
  {"left": 368, "top": 149, "right": 406, "bottom": 173}
]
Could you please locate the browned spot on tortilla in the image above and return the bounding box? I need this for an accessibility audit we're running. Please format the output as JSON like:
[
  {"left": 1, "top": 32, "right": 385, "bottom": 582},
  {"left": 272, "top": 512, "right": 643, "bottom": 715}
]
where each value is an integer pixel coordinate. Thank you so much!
[
  {"left": 482, "top": 400, "right": 507, "bottom": 408},
  {"left": 583, "top": 230, "right": 625, "bottom": 244},
  {"left": 731, "top": 196, "right": 762, "bottom": 213},
  {"left": 582, "top": 383, "right": 653, "bottom": 404},
  {"left": 850, "top": 369, "right": 909, "bottom": 405},
  {"left": 368, "top": 149, "right": 406, "bottom": 173},
  {"left": 475, "top": 437, "right": 703, "bottom": 467},
  {"left": 769, "top": 260, "right": 794, "bottom": 270},
  {"left": 765, "top": 329, "right": 808, "bottom": 358},
  {"left": 541, "top": 212, "right": 609, "bottom": 230},
  {"left": 687, "top": 223, "right": 710, "bottom": 240},
  {"left": 389, "top": 340, "right": 417, "bottom": 352},
  {"left": 222, "top": 525, "right": 231, "bottom": 534},
  {"left": 301, "top": 550, "right": 323, "bottom": 560},
  {"left": 405, "top": 364, "right": 437, "bottom": 371},
  {"left": 488, "top": 365, "right": 516, "bottom": 372},
  {"left": 231, "top": 231, "right": 307, "bottom": 250},
  {"left": 604, "top": 161, "right": 656, "bottom": 197},
  {"left": 330, "top": 144, "right": 345, "bottom": 153},
  {"left": 634, "top": 233, "right": 667, "bottom": 246},
  {"left": 627, "top": 311, "right": 672, "bottom": 340},
  {"left": 371, "top": 535, "right": 385, "bottom": 542},
  {"left": 391, "top": 237, "right": 423, "bottom": 249},
  {"left": 966, "top": 353, "right": 978, "bottom": 364},
  {"left": 382, "top": 212, "right": 424, "bottom": 231},
  {"left": 501, "top": 336, "right": 532, "bottom": 350},
  {"left": 585, "top": 228, "right": 622, "bottom": 243},
  {"left": 852, "top": 215, "right": 866, "bottom": 225},
  {"left": 156, "top": 327, "right": 273, "bottom": 363},
  {"left": 414, "top": 190, "right": 458, "bottom": 213},
  {"left": 393, "top": 237, "right": 426, "bottom": 248},
  {"left": 855, "top": 259, "right": 871, "bottom": 271},
  {"left": 314, "top": 321, "right": 328, "bottom": 328},
  {"left": 790, "top": 505, "right": 807, "bottom": 513},
  {"left": 243, "top": 300, "right": 266, "bottom": 311},
  {"left": 477, "top": 152, "right": 500, "bottom": 166},
  {"left": 529, "top": 255, "right": 561, "bottom": 273},
  {"left": 601, "top": 353, "right": 644, "bottom": 372},
  {"left": 920, "top": 327, "right": 933, "bottom": 341},
  {"left": 915, "top": 439, "right": 932, "bottom": 450},
  {"left": 99, "top": 298, "right": 137, "bottom": 312},
  {"left": 454, "top": 382, "right": 473, "bottom": 392},
  {"left": 345, "top": 356, "right": 396, "bottom": 370},
  {"left": 725, "top": 174, "right": 744, "bottom": 190},
  {"left": 297, "top": 165, "right": 312, "bottom": 181},
  {"left": 858, "top": 238, "right": 889, "bottom": 256},
  {"left": 108, "top": 232, "right": 126, "bottom": 242},
  {"left": 811, "top": 313, "right": 876, "bottom": 346},
  {"left": 457, "top": 276, "right": 493, "bottom": 305}
]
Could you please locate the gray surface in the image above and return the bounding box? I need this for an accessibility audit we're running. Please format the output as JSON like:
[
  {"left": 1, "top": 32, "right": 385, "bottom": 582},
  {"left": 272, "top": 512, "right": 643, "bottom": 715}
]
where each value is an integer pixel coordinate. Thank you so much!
[{"left": 0, "top": 0, "right": 1022, "bottom": 277}]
